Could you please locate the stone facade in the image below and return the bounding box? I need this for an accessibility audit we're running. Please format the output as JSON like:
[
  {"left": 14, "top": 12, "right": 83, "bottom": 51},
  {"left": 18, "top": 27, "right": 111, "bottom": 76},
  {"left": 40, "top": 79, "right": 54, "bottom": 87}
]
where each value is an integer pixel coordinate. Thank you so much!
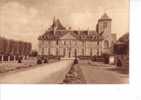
[{"left": 38, "top": 13, "right": 116, "bottom": 58}]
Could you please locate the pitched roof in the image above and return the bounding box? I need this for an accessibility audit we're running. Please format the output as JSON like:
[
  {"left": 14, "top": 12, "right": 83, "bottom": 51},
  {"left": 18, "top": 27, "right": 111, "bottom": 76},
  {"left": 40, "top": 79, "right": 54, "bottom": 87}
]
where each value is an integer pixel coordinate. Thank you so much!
[
  {"left": 38, "top": 17, "right": 104, "bottom": 41},
  {"left": 38, "top": 30, "right": 103, "bottom": 41}
]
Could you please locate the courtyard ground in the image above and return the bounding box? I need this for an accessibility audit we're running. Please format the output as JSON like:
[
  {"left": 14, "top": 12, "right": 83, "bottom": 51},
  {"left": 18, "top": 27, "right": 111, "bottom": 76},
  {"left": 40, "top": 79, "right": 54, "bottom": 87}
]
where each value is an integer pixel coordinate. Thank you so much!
[
  {"left": 0, "top": 59, "right": 129, "bottom": 84},
  {"left": 63, "top": 60, "right": 129, "bottom": 84}
]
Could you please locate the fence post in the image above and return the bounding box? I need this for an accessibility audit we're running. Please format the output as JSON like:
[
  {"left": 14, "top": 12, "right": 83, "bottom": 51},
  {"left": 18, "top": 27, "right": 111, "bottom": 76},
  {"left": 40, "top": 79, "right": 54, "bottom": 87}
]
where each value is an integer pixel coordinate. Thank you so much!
[
  {"left": 8, "top": 56, "right": 10, "bottom": 62},
  {"left": 2, "top": 55, "right": 4, "bottom": 62}
]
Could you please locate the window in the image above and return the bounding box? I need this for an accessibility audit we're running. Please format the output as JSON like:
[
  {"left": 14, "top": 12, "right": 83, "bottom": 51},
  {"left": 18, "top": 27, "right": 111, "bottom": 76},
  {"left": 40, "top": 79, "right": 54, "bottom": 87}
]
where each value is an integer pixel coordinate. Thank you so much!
[
  {"left": 56, "top": 40, "right": 59, "bottom": 45},
  {"left": 82, "top": 49, "right": 84, "bottom": 56},
  {"left": 56, "top": 48, "right": 58, "bottom": 56},
  {"left": 63, "top": 48, "right": 66, "bottom": 56},
  {"left": 103, "top": 22, "right": 107, "bottom": 29},
  {"left": 90, "top": 48, "right": 93, "bottom": 56},
  {"left": 64, "top": 41, "right": 66, "bottom": 45},
  {"left": 74, "top": 49, "right": 77, "bottom": 57},
  {"left": 104, "top": 40, "right": 109, "bottom": 49}
]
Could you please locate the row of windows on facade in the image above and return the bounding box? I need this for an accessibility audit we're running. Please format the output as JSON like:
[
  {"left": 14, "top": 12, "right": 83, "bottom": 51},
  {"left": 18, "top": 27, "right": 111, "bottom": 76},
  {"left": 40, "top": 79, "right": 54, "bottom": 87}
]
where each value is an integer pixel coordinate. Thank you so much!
[
  {"left": 40, "top": 48, "right": 101, "bottom": 56},
  {"left": 40, "top": 40, "right": 99, "bottom": 47},
  {"left": 39, "top": 41, "right": 110, "bottom": 49},
  {"left": 41, "top": 40, "right": 84, "bottom": 45}
]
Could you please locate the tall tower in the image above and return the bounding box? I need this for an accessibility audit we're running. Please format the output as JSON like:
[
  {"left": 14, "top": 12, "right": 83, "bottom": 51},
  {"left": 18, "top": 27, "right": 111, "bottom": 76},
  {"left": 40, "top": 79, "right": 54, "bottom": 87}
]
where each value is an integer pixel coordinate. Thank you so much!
[
  {"left": 96, "top": 13, "right": 112, "bottom": 55},
  {"left": 97, "top": 13, "right": 112, "bottom": 36}
]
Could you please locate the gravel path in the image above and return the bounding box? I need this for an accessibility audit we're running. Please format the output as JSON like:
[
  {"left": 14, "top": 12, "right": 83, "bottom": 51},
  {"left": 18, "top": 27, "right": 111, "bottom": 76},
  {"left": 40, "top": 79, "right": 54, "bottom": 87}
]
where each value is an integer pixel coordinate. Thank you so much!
[
  {"left": 0, "top": 60, "right": 73, "bottom": 83},
  {"left": 0, "top": 59, "right": 59, "bottom": 74}
]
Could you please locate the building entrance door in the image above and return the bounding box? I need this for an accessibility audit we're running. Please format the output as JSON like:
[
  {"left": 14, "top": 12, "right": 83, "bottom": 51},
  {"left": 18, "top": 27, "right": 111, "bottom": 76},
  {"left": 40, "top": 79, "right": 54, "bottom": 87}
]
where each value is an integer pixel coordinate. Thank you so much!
[{"left": 64, "top": 48, "right": 72, "bottom": 58}]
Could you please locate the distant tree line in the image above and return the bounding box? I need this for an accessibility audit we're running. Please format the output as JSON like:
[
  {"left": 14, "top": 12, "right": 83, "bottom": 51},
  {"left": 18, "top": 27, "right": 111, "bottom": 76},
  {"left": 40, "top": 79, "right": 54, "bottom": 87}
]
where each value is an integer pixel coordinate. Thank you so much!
[
  {"left": 113, "top": 33, "right": 129, "bottom": 55},
  {"left": 0, "top": 37, "right": 32, "bottom": 61}
]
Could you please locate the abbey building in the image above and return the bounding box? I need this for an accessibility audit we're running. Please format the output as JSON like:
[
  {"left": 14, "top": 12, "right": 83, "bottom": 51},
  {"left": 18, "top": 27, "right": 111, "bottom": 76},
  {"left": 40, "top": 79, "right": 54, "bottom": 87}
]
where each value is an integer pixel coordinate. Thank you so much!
[{"left": 38, "top": 13, "right": 116, "bottom": 58}]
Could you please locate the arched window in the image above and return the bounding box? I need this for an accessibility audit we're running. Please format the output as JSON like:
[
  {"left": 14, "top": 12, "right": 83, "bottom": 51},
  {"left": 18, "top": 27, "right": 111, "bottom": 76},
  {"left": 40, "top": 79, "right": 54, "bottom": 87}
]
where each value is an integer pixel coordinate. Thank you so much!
[
  {"left": 111, "top": 41, "right": 114, "bottom": 48},
  {"left": 103, "top": 22, "right": 108, "bottom": 29},
  {"left": 104, "top": 40, "right": 109, "bottom": 49}
]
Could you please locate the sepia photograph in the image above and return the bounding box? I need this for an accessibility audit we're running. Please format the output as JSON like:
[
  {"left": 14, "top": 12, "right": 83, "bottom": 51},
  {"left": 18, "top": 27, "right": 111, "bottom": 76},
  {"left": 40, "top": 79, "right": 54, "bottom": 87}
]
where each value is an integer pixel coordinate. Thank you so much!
[{"left": 0, "top": 0, "right": 129, "bottom": 84}]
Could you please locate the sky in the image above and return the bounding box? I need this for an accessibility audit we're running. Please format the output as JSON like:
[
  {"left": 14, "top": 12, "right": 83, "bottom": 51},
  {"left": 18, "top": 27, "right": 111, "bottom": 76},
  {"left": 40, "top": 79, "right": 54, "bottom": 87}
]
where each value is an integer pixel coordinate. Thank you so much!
[{"left": 0, "top": 0, "right": 129, "bottom": 50}]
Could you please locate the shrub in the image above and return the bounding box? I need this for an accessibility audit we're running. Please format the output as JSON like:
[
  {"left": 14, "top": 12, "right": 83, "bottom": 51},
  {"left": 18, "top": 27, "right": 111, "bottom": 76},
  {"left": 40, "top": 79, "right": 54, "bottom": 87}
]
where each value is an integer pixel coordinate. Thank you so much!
[
  {"left": 43, "top": 59, "right": 48, "bottom": 63},
  {"left": 74, "top": 58, "right": 78, "bottom": 64},
  {"left": 37, "top": 59, "right": 42, "bottom": 64}
]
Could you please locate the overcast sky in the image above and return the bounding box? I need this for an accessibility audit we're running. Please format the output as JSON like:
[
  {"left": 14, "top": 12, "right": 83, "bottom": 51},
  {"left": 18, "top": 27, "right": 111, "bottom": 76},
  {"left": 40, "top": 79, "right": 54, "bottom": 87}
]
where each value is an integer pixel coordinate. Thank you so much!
[{"left": 0, "top": 0, "right": 129, "bottom": 50}]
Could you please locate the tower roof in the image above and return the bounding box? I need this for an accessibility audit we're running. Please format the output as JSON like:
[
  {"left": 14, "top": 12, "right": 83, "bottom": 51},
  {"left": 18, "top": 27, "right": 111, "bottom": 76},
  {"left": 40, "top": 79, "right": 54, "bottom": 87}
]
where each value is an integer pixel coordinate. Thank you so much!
[
  {"left": 98, "top": 13, "right": 112, "bottom": 21},
  {"left": 101, "top": 13, "right": 109, "bottom": 19},
  {"left": 49, "top": 17, "right": 66, "bottom": 30}
]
